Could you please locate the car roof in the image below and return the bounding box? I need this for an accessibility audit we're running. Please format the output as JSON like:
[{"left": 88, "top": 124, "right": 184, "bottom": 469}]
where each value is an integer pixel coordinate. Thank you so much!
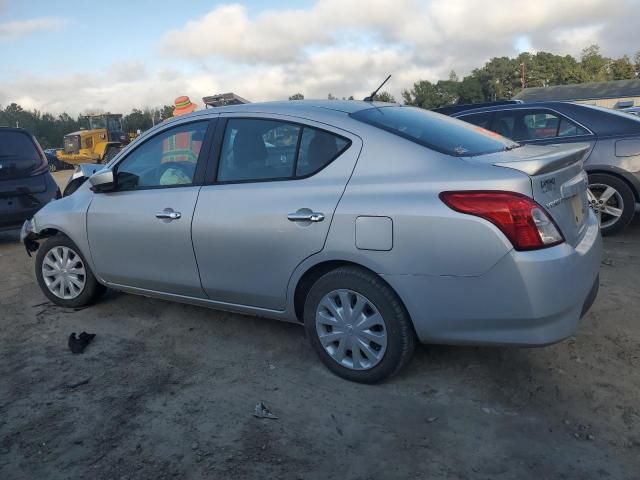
[
  {"left": 452, "top": 101, "right": 640, "bottom": 137},
  {"left": 0, "top": 126, "right": 30, "bottom": 134},
  {"left": 199, "top": 99, "right": 394, "bottom": 115}
]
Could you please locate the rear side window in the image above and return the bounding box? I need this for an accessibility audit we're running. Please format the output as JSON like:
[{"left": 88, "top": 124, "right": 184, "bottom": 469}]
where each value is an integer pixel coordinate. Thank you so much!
[
  {"left": 0, "top": 131, "right": 40, "bottom": 162},
  {"left": 460, "top": 112, "right": 493, "bottom": 129},
  {"left": 217, "top": 118, "right": 350, "bottom": 182},
  {"left": 351, "top": 106, "right": 517, "bottom": 156},
  {"left": 296, "top": 128, "right": 349, "bottom": 177},
  {"left": 490, "top": 109, "right": 590, "bottom": 141}
]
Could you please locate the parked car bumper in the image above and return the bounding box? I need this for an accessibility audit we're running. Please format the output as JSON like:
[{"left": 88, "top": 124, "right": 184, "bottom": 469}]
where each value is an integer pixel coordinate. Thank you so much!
[{"left": 383, "top": 212, "right": 602, "bottom": 346}]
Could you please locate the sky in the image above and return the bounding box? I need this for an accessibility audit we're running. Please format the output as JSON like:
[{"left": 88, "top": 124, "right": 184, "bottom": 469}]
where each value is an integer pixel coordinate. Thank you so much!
[{"left": 0, "top": 0, "right": 639, "bottom": 115}]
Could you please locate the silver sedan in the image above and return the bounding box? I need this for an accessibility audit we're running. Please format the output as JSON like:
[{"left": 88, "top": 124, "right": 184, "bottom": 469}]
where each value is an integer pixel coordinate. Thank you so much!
[{"left": 22, "top": 101, "right": 602, "bottom": 383}]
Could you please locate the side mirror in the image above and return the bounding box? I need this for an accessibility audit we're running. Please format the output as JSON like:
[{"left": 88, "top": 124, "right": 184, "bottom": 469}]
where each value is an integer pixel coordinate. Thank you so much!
[{"left": 89, "top": 169, "right": 115, "bottom": 193}]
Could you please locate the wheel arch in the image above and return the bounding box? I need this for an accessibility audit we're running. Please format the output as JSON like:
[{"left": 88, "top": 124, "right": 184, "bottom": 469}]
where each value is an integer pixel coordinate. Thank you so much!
[
  {"left": 585, "top": 165, "right": 640, "bottom": 202},
  {"left": 291, "top": 259, "right": 412, "bottom": 326}
]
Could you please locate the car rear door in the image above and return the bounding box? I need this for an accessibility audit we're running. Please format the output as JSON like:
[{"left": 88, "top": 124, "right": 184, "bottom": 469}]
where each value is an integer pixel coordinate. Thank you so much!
[
  {"left": 86, "top": 118, "right": 216, "bottom": 297},
  {"left": 191, "top": 114, "right": 361, "bottom": 311}
]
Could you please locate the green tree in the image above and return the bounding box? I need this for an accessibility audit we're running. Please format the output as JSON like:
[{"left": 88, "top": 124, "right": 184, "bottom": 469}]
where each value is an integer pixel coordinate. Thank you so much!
[
  {"left": 610, "top": 56, "right": 636, "bottom": 80},
  {"left": 288, "top": 93, "right": 304, "bottom": 100},
  {"left": 580, "top": 44, "right": 610, "bottom": 82},
  {"left": 402, "top": 80, "right": 458, "bottom": 109},
  {"left": 457, "top": 76, "right": 484, "bottom": 104},
  {"left": 123, "top": 109, "right": 153, "bottom": 133},
  {"left": 159, "top": 105, "right": 174, "bottom": 121},
  {"left": 372, "top": 91, "right": 396, "bottom": 103}
]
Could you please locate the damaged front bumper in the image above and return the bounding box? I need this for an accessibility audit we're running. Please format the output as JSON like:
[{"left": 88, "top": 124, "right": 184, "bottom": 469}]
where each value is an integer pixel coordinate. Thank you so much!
[{"left": 20, "top": 218, "right": 40, "bottom": 256}]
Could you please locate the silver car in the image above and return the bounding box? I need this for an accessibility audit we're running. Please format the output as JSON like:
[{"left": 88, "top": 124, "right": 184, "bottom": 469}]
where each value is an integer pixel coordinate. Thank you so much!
[{"left": 21, "top": 101, "right": 602, "bottom": 383}]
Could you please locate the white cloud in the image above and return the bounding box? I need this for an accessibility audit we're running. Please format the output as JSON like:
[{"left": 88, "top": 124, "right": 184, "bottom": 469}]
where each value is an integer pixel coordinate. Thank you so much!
[
  {"left": 0, "top": 16, "right": 69, "bottom": 39},
  {"left": 3, "top": 0, "right": 640, "bottom": 115}
]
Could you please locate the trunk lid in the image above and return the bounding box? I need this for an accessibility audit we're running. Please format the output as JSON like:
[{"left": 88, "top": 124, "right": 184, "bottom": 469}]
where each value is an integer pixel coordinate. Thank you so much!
[{"left": 465, "top": 144, "right": 592, "bottom": 248}]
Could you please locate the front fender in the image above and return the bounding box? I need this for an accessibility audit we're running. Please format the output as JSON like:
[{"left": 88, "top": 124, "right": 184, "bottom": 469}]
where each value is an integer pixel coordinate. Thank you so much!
[{"left": 19, "top": 186, "right": 96, "bottom": 274}]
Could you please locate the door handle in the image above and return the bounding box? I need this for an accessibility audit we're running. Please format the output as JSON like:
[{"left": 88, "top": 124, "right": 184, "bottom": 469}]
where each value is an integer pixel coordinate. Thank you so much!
[
  {"left": 156, "top": 210, "right": 181, "bottom": 220},
  {"left": 288, "top": 211, "right": 325, "bottom": 222}
]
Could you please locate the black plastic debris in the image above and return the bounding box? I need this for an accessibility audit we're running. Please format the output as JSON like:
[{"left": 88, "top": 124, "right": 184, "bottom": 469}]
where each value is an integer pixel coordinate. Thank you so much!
[
  {"left": 253, "top": 401, "right": 278, "bottom": 420},
  {"left": 68, "top": 332, "right": 96, "bottom": 354}
]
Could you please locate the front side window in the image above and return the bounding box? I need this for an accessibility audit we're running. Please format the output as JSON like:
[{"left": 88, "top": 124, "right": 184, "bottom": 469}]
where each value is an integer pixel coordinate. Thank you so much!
[
  {"left": 351, "top": 106, "right": 517, "bottom": 156},
  {"left": 217, "top": 119, "right": 350, "bottom": 182},
  {"left": 115, "top": 121, "right": 208, "bottom": 190}
]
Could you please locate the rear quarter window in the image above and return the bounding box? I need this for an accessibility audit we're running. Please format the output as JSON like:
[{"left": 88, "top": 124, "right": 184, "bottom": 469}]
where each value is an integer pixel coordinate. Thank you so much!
[{"left": 351, "top": 106, "right": 517, "bottom": 156}]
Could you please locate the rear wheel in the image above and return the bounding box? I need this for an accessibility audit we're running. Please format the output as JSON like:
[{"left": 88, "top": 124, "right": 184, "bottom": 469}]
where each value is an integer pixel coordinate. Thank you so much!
[
  {"left": 303, "top": 266, "right": 415, "bottom": 383},
  {"left": 35, "top": 236, "right": 106, "bottom": 308},
  {"left": 48, "top": 162, "right": 57, "bottom": 172},
  {"left": 587, "top": 173, "right": 635, "bottom": 236}
]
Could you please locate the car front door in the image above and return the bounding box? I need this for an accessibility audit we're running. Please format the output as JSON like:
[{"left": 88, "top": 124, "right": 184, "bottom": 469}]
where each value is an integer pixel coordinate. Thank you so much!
[
  {"left": 87, "top": 118, "right": 216, "bottom": 297},
  {"left": 191, "top": 115, "right": 361, "bottom": 310}
]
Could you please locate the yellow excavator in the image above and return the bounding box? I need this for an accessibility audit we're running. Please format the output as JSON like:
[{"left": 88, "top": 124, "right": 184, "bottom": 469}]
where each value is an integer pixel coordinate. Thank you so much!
[{"left": 56, "top": 114, "right": 129, "bottom": 166}]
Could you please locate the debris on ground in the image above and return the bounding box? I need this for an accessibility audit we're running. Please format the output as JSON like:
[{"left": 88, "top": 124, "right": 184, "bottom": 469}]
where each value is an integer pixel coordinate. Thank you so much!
[
  {"left": 65, "top": 378, "right": 91, "bottom": 389},
  {"left": 68, "top": 332, "right": 96, "bottom": 354},
  {"left": 253, "top": 401, "right": 278, "bottom": 419}
]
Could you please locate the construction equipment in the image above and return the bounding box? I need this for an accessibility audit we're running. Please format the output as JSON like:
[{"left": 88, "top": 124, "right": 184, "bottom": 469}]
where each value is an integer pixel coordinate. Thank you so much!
[
  {"left": 56, "top": 114, "right": 129, "bottom": 166},
  {"left": 203, "top": 92, "right": 250, "bottom": 108}
]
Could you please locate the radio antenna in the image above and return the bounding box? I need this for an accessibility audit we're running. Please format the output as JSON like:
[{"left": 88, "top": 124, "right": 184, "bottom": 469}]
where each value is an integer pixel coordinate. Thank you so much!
[{"left": 363, "top": 75, "right": 392, "bottom": 102}]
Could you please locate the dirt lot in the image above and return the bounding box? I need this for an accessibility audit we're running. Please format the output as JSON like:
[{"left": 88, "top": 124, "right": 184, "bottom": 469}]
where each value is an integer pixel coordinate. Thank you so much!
[{"left": 1, "top": 171, "right": 639, "bottom": 479}]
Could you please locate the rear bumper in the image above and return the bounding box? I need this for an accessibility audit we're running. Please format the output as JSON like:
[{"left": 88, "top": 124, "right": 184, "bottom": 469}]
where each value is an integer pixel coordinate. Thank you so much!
[
  {"left": 0, "top": 174, "right": 59, "bottom": 230},
  {"left": 383, "top": 212, "right": 602, "bottom": 346}
]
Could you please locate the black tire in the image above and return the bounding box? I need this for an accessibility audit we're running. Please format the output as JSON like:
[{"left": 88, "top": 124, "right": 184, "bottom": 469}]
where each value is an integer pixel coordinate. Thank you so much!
[
  {"left": 48, "top": 162, "right": 57, "bottom": 172},
  {"left": 303, "top": 266, "right": 416, "bottom": 383},
  {"left": 35, "top": 235, "right": 106, "bottom": 308},
  {"left": 588, "top": 173, "right": 635, "bottom": 236}
]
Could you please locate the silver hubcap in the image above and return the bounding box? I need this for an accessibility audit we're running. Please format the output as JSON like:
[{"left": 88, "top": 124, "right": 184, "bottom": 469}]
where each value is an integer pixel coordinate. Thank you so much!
[
  {"left": 315, "top": 289, "right": 387, "bottom": 371},
  {"left": 42, "top": 246, "right": 86, "bottom": 299},
  {"left": 587, "top": 183, "right": 624, "bottom": 229}
]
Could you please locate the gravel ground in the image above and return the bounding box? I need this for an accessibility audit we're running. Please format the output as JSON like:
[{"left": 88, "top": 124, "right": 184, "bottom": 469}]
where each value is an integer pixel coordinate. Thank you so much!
[{"left": 0, "top": 171, "right": 638, "bottom": 479}]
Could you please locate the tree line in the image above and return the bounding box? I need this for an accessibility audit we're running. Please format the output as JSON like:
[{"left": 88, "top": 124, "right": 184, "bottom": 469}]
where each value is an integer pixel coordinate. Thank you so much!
[
  {"left": 2, "top": 45, "right": 638, "bottom": 148},
  {"left": 0, "top": 104, "right": 174, "bottom": 148}
]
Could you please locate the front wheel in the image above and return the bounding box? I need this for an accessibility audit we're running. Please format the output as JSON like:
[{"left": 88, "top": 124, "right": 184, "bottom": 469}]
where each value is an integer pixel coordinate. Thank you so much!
[
  {"left": 587, "top": 173, "right": 635, "bottom": 236},
  {"left": 303, "top": 266, "right": 416, "bottom": 383},
  {"left": 35, "top": 236, "right": 106, "bottom": 308}
]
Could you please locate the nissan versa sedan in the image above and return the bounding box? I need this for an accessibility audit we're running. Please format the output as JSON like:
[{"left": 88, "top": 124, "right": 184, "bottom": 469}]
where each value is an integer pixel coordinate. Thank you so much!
[
  {"left": 21, "top": 101, "right": 602, "bottom": 383},
  {"left": 451, "top": 101, "right": 640, "bottom": 235}
]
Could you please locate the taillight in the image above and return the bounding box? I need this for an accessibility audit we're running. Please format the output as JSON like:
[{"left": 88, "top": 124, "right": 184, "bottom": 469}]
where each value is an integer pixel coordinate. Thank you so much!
[{"left": 439, "top": 191, "right": 564, "bottom": 251}]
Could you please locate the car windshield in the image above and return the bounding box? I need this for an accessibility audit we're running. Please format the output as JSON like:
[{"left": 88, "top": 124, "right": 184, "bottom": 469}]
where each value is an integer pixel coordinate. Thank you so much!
[{"left": 351, "top": 106, "right": 519, "bottom": 156}]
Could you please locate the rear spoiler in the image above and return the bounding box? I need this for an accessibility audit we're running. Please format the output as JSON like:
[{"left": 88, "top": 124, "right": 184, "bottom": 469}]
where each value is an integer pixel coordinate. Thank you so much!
[{"left": 494, "top": 144, "right": 590, "bottom": 176}]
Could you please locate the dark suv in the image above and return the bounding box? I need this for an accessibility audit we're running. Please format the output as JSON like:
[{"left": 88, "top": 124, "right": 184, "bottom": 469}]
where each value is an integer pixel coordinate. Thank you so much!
[{"left": 0, "top": 127, "right": 60, "bottom": 230}]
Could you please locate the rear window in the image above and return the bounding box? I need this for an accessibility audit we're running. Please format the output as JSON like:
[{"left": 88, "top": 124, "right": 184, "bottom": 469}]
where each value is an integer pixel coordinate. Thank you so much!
[
  {"left": 0, "top": 130, "right": 40, "bottom": 162},
  {"left": 351, "top": 106, "right": 518, "bottom": 156}
]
